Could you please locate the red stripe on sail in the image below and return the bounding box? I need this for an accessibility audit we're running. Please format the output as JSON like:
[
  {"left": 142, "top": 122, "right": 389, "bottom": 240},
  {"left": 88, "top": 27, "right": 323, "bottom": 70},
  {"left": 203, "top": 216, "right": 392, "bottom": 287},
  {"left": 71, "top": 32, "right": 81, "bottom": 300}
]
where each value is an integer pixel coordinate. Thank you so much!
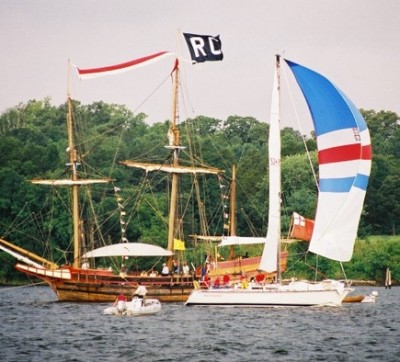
[
  {"left": 318, "top": 144, "right": 361, "bottom": 165},
  {"left": 77, "top": 51, "right": 170, "bottom": 77},
  {"left": 361, "top": 144, "right": 372, "bottom": 160}
]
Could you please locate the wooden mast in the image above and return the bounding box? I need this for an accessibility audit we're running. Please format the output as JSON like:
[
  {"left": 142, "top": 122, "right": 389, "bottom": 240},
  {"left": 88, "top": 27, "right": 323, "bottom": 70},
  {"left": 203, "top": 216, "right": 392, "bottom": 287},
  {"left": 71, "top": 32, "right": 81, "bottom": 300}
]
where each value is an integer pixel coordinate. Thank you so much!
[
  {"left": 66, "top": 61, "right": 81, "bottom": 268},
  {"left": 228, "top": 165, "right": 237, "bottom": 259},
  {"left": 119, "top": 59, "right": 222, "bottom": 269},
  {"left": 166, "top": 61, "right": 181, "bottom": 264}
]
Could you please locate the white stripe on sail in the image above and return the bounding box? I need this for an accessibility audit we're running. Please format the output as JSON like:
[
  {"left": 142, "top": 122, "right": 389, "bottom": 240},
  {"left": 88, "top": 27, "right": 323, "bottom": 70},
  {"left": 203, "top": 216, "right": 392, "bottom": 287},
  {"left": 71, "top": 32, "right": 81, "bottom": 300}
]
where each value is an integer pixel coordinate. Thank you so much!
[
  {"left": 317, "top": 128, "right": 361, "bottom": 150},
  {"left": 319, "top": 160, "right": 361, "bottom": 179}
]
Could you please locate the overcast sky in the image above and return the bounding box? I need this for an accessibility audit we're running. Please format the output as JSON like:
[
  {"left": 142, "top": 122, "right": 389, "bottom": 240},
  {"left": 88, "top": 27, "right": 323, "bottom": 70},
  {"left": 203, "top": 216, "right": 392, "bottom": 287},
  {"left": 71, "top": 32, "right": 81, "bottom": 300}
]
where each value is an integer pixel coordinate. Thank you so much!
[{"left": 1, "top": 0, "right": 399, "bottom": 135}]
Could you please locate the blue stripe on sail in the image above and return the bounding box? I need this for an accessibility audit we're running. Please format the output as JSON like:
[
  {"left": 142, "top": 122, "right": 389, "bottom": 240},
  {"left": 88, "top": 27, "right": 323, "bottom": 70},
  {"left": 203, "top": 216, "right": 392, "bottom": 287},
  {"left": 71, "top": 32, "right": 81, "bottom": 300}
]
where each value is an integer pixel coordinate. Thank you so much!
[
  {"left": 337, "top": 89, "right": 368, "bottom": 132},
  {"left": 354, "top": 174, "right": 369, "bottom": 191},
  {"left": 319, "top": 177, "right": 354, "bottom": 193},
  {"left": 285, "top": 60, "right": 362, "bottom": 137},
  {"left": 320, "top": 174, "right": 369, "bottom": 192}
]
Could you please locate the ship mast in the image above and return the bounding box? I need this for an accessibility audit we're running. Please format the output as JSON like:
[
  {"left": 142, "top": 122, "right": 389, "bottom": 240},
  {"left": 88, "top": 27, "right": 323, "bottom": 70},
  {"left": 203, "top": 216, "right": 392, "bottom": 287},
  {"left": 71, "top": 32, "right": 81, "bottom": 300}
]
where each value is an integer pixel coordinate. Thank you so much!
[
  {"left": 120, "top": 60, "right": 222, "bottom": 266},
  {"left": 228, "top": 165, "right": 237, "bottom": 259},
  {"left": 66, "top": 66, "right": 81, "bottom": 268},
  {"left": 166, "top": 61, "right": 181, "bottom": 257},
  {"left": 31, "top": 61, "right": 113, "bottom": 268},
  {"left": 275, "top": 54, "right": 282, "bottom": 282}
]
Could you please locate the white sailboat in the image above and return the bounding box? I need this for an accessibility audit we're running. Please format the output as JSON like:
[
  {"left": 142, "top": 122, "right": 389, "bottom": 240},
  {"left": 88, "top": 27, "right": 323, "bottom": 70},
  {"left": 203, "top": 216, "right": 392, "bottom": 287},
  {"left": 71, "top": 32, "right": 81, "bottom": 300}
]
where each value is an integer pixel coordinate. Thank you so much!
[{"left": 186, "top": 55, "right": 372, "bottom": 307}]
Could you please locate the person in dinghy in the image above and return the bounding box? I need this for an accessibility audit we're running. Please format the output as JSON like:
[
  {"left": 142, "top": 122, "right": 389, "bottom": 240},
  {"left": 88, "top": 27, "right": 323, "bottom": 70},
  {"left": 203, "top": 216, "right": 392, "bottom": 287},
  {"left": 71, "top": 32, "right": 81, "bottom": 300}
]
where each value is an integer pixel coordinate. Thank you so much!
[
  {"left": 114, "top": 293, "right": 128, "bottom": 314},
  {"left": 132, "top": 281, "right": 148, "bottom": 306}
]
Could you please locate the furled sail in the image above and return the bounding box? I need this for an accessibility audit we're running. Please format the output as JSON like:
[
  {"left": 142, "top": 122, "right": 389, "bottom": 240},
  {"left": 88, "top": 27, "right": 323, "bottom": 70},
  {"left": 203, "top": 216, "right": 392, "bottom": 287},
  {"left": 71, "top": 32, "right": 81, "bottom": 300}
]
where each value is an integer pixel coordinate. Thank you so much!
[
  {"left": 286, "top": 60, "right": 372, "bottom": 262},
  {"left": 0, "top": 237, "right": 58, "bottom": 269},
  {"left": 219, "top": 236, "right": 267, "bottom": 246},
  {"left": 259, "top": 56, "right": 281, "bottom": 273},
  {"left": 119, "top": 161, "right": 221, "bottom": 175},
  {"left": 31, "top": 179, "right": 113, "bottom": 186},
  {"left": 0, "top": 244, "right": 43, "bottom": 269}
]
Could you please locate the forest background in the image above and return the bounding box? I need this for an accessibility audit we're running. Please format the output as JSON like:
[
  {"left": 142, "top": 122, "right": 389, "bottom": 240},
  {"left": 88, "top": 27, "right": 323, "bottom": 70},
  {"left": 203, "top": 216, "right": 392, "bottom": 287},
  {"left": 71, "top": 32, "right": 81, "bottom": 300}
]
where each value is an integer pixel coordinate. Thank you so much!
[{"left": 0, "top": 99, "right": 399, "bottom": 285}]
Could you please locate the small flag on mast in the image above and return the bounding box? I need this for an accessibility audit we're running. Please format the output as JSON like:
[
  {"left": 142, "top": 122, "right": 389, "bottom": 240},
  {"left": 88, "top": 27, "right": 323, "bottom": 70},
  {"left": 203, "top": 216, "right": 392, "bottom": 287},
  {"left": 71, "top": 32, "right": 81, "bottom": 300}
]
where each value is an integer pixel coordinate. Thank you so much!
[
  {"left": 290, "top": 212, "right": 315, "bottom": 242},
  {"left": 173, "top": 238, "right": 186, "bottom": 251},
  {"left": 183, "top": 33, "right": 223, "bottom": 63}
]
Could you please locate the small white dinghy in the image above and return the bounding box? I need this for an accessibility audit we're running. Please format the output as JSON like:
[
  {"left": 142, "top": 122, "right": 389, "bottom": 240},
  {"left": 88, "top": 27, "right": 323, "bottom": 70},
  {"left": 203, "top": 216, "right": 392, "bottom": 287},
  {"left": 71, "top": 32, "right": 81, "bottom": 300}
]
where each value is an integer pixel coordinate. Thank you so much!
[
  {"left": 361, "top": 290, "right": 378, "bottom": 303},
  {"left": 103, "top": 297, "right": 161, "bottom": 316}
]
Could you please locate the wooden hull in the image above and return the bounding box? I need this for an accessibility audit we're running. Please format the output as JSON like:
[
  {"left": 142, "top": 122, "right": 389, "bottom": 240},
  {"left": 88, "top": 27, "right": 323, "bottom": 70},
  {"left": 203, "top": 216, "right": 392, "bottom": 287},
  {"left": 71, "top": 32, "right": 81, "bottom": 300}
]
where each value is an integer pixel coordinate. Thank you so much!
[{"left": 15, "top": 263, "right": 193, "bottom": 303}]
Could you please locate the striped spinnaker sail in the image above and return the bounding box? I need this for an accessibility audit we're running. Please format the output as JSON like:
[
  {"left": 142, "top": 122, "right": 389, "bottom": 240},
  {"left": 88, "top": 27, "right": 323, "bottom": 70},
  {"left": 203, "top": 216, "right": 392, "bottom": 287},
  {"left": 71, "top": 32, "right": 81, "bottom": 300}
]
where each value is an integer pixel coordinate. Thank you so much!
[{"left": 286, "top": 60, "right": 372, "bottom": 262}]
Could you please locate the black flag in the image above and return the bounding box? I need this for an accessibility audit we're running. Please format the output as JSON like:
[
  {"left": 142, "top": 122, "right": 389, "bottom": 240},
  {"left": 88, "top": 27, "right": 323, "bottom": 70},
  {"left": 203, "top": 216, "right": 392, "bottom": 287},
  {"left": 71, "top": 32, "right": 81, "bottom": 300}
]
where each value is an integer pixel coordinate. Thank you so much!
[{"left": 183, "top": 33, "right": 223, "bottom": 63}]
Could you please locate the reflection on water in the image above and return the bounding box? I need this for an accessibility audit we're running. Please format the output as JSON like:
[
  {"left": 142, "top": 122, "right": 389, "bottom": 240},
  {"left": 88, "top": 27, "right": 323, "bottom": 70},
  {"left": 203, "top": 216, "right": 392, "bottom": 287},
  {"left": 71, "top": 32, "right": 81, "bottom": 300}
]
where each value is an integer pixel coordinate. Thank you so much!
[{"left": 0, "top": 285, "right": 399, "bottom": 361}]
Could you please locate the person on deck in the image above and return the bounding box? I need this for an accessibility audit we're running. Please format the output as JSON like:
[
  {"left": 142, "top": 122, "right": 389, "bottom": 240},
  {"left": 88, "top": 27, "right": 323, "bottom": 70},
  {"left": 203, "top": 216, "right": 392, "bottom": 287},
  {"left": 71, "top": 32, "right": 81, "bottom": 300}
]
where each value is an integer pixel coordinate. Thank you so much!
[
  {"left": 222, "top": 272, "right": 230, "bottom": 287},
  {"left": 255, "top": 270, "right": 266, "bottom": 284},
  {"left": 202, "top": 273, "right": 210, "bottom": 288},
  {"left": 213, "top": 276, "right": 221, "bottom": 289},
  {"left": 182, "top": 262, "right": 190, "bottom": 276},
  {"left": 172, "top": 259, "right": 180, "bottom": 274},
  {"left": 161, "top": 263, "right": 170, "bottom": 276},
  {"left": 81, "top": 258, "right": 90, "bottom": 269},
  {"left": 240, "top": 272, "right": 248, "bottom": 289},
  {"left": 149, "top": 268, "right": 158, "bottom": 277}
]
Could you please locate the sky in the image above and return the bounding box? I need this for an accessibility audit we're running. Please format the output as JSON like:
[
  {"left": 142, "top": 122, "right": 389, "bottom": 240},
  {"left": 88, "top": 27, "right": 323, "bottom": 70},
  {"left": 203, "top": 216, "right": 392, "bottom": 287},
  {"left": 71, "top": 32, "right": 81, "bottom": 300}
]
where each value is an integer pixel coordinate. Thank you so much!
[{"left": 1, "top": 0, "right": 399, "bottom": 135}]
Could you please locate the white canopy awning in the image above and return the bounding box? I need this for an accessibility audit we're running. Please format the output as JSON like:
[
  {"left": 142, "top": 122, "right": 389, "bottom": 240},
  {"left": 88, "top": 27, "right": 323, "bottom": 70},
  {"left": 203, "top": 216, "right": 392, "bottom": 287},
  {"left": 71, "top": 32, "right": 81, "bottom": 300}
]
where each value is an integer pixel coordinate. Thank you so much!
[{"left": 82, "top": 242, "right": 173, "bottom": 258}]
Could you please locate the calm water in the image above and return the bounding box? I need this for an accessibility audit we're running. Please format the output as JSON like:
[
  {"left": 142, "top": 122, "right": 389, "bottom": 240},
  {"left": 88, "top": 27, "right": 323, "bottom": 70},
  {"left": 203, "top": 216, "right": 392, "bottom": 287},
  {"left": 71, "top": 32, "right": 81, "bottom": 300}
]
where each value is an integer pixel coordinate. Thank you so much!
[{"left": 0, "top": 285, "right": 398, "bottom": 362}]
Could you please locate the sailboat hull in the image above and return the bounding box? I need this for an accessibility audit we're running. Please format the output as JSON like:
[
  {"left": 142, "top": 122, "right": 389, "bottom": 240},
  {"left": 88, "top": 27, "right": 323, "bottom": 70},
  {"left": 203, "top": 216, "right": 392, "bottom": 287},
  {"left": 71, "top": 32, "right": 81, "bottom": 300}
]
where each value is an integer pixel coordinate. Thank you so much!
[{"left": 185, "top": 280, "right": 350, "bottom": 307}]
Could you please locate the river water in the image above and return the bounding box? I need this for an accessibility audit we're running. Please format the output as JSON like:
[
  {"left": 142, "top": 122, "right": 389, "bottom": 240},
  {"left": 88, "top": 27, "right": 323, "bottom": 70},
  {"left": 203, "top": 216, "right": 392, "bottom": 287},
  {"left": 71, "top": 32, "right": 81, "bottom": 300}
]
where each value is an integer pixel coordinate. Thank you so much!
[{"left": 0, "top": 285, "right": 398, "bottom": 362}]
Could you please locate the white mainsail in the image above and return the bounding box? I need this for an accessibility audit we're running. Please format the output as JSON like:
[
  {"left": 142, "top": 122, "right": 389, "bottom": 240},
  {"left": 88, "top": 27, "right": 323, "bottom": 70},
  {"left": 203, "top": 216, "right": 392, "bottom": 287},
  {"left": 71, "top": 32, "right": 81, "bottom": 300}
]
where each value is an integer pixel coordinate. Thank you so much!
[{"left": 259, "top": 56, "right": 281, "bottom": 273}]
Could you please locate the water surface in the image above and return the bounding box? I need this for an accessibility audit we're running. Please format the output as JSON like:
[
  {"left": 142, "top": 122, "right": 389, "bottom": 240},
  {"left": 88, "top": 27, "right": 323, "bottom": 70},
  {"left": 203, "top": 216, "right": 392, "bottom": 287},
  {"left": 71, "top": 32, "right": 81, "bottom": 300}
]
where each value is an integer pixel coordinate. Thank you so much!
[{"left": 0, "top": 285, "right": 398, "bottom": 361}]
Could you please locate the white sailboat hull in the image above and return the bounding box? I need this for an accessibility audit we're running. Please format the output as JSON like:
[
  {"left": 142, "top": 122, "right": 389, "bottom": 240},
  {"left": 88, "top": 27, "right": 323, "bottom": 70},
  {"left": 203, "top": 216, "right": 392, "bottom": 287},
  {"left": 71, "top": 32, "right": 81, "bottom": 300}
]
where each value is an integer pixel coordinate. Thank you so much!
[{"left": 185, "top": 280, "right": 350, "bottom": 307}]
